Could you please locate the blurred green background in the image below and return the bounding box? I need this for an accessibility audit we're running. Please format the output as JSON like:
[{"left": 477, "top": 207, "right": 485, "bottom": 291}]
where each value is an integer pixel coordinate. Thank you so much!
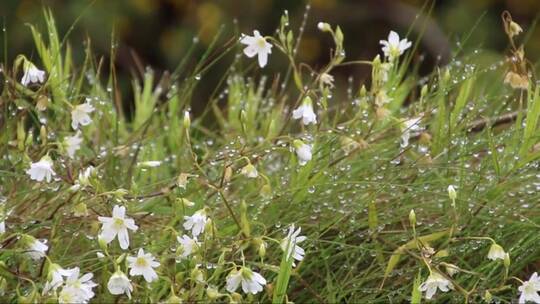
[{"left": 0, "top": 0, "right": 539, "bottom": 110}]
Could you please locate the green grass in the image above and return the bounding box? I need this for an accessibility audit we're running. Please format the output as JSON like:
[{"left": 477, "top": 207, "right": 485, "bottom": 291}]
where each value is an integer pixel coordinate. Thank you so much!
[{"left": 0, "top": 7, "right": 539, "bottom": 304}]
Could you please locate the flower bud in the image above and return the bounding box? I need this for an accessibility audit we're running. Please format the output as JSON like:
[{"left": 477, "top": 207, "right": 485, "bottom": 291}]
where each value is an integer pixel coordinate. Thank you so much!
[
  {"left": 504, "top": 252, "right": 511, "bottom": 268},
  {"left": 260, "top": 184, "right": 272, "bottom": 198},
  {"left": 115, "top": 253, "right": 126, "bottom": 264},
  {"left": 447, "top": 185, "right": 457, "bottom": 200},
  {"left": 317, "top": 22, "right": 331, "bottom": 32},
  {"left": 483, "top": 290, "right": 493, "bottom": 303},
  {"left": 206, "top": 286, "right": 220, "bottom": 300},
  {"left": 167, "top": 293, "right": 183, "bottom": 304},
  {"left": 183, "top": 110, "right": 191, "bottom": 129},
  {"left": 421, "top": 84, "right": 428, "bottom": 98},
  {"left": 176, "top": 173, "right": 191, "bottom": 189},
  {"left": 177, "top": 198, "right": 194, "bottom": 208},
  {"left": 191, "top": 267, "right": 204, "bottom": 283},
  {"left": 98, "top": 237, "right": 108, "bottom": 253},
  {"left": 408, "top": 209, "right": 416, "bottom": 227},
  {"left": 72, "top": 202, "right": 88, "bottom": 217},
  {"left": 0, "top": 277, "right": 7, "bottom": 296},
  {"left": 36, "top": 95, "right": 49, "bottom": 111},
  {"left": 258, "top": 241, "right": 267, "bottom": 258},
  {"left": 40, "top": 125, "right": 47, "bottom": 146}
]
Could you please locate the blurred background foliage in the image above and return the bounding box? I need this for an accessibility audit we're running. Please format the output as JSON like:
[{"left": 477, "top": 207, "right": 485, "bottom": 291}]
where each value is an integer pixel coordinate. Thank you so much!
[{"left": 1, "top": 0, "right": 539, "bottom": 112}]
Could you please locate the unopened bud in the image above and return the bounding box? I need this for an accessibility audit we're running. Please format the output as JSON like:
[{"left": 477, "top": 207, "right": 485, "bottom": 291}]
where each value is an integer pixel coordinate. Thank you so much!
[
  {"left": 447, "top": 185, "right": 457, "bottom": 200},
  {"left": 206, "top": 286, "right": 220, "bottom": 300},
  {"left": 40, "top": 125, "right": 47, "bottom": 146},
  {"left": 409, "top": 209, "right": 416, "bottom": 227},
  {"left": 421, "top": 84, "right": 428, "bottom": 98},
  {"left": 183, "top": 110, "right": 191, "bottom": 129},
  {"left": 72, "top": 202, "right": 88, "bottom": 217},
  {"left": 504, "top": 253, "right": 511, "bottom": 268},
  {"left": 317, "top": 22, "right": 331, "bottom": 32},
  {"left": 484, "top": 290, "right": 493, "bottom": 303}
]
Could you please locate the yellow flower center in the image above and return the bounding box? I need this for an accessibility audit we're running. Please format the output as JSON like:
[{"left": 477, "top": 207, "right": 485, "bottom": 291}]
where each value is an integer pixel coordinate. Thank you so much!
[
  {"left": 256, "top": 37, "right": 267, "bottom": 48},
  {"left": 136, "top": 257, "right": 148, "bottom": 267},
  {"left": 114, "top": 217, "right": 125, "bottom": 228}
]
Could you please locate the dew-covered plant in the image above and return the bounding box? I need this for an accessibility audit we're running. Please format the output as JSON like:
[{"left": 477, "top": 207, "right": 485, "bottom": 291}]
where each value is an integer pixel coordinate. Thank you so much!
[{"left": 1, "top": 7, "right": 540, "bottom": 303}]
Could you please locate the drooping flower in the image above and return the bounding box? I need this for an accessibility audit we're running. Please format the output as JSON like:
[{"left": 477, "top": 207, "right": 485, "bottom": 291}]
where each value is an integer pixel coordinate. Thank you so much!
[
  {"left": 240, "top": 30, "right": 273, "bottom": 68},
  {"left": 418, "top": 271, "right": 453, "bottom": 300},
  {"left": 177, "top": 234, "right": 200, "bottom": 259},
  {"left": 22, "top": 235, "right": 48, "bottom": 260},
  {"left": 241, "top": 163, "right": 258, "bottom": 178},
  {"left": 98, "top": 205, "right": 138, "bottom": 250},
  {"left": 60, "top": 267, "right": 97, "bottom": 303},
  {"left": 487, "top": 243, "right": 506, "bottom": 261},
  {"left": 71, "top": 103, "right": 95, "bottom": 130},
  {"left": 21, "top": 62, "right": 46, "bottom": 86},
  {"left": 107, "top": 270, "right": 133, "bottom": 299},
  {"left": 183, "top": 209, "right": 208, "bottom": 237},
  {"left": 293, "top": 140, "right": 312, "bottom": 166},
  {"left": 43, "top": 263, "right": 77, "bottom": 294},
  {"left": 280, "top": 224, "right": 306, "bottom": 266},
  {"left": 400, "top": 117, "right": 422, "bottom": 148},
  {"left": 380, "top": 31, "right": 412, "bottom": 60},
  {"left": 292, "top": 97, "right": 317, "bottom": 125},
  {"left": 127, "top": 248, "right": 160, "bottom": 283},
  {"left": 26, "top": 156, "right": 56, "bottom": 182},
  {"left": 64, "top": 132, "right": 83, "bottom": 159},
  {"left": 225, "top": 267, "right": 267, "bottom": 295},
  {"left": 518, "top": 272, "right": 540, "bottom": 304}
]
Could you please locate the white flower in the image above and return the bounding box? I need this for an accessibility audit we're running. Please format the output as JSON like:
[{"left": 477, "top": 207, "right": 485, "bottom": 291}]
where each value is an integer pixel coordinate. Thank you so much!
[
  {"left": 127, "top": 248, "right": 160, "bottom": 283},
  {"left": 107, "top": 270, "right": 133, "bottom": 299},
  {"left": 21, "top": 62, "right": 45, "bottom": 86},
  {"left": 241, "top": 163, "right": 258, "bottom": 178},
  {"left": 225, "top": 267, "right": 266, "bottom": 295},
  {"left": 487, "top": 243, "right": 506, "bottom": 261},
  {"left": 98, "top": 205, "right": 138, "bottom": 250},
  {"left": 64, "top": 132, "right": 83, "bottom": 158},
  {"left": 23, "top": 235, "right": 48, "bottom": 260},
  {"left": 519, "top": 272, "right": 540, "bottom": 304},
  {"left": 26, "top": 156, "right": 56, "bottom": 182},
  {"left": 418, "top": 271, "right": 453, "bottom": 300},
  {"left": 293, "top": 140, "right": 312, "bottom": 166},
  {"left": 58, "top": 287, "right": 83, "bottom": 304},
  {"left": 280, "top": 224, "right": 306, "bottom": 266},
  {"left": 177, "top": 234, "right": 200, "bottom": 259},
  {"left": 0, "top": 221, "right": 5, "bottom": 235},
  {"left": 183, "top": 209, "right": 208, "bottom": 237},
  {"left": 137, "top": 160, "right": 162, "bottom": 168},
  {"left": 240, "top": 30, "right": 272, "bottom": 68},
  {"left": 61, "top": 267, "right": 97, "bottom": 303},
  {"left": 71, "top": 103, "right": 95, "bottom": 130},
  {"left": 292, "top": 97, "right": 317, "bottom": 125},
  {"left": 43, "top": 264, "right": 77, "bottom": 294},
  {"left": 380, "top": 30, "right": 412, "bottom": 60},
  {"left": 400, "top": 117, "right": 422, "bottom": 148}
]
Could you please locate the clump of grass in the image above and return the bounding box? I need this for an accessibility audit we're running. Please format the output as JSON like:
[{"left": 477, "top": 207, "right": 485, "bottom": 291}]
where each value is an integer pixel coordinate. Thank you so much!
[{"left": 0, "top": 7, "right": 539, "bottom": 304}]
